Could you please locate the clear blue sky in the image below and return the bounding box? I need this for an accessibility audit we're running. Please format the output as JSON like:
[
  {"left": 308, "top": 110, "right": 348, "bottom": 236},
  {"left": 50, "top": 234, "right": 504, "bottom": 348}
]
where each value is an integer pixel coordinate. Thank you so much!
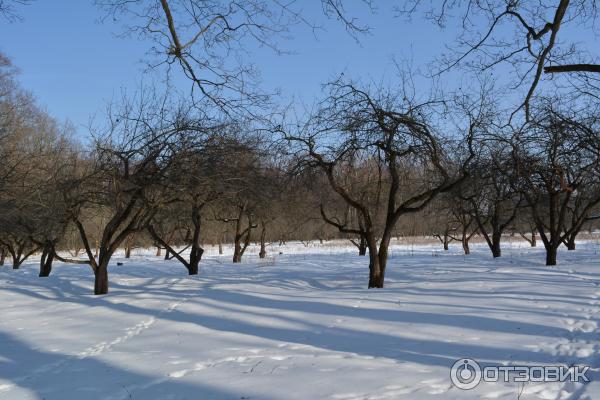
[
  {"left": 2, "top": 1, "right": 592, "bottom": 134},
  {"left": 0, "top": 1, "right": 454, "bottom": 133}
]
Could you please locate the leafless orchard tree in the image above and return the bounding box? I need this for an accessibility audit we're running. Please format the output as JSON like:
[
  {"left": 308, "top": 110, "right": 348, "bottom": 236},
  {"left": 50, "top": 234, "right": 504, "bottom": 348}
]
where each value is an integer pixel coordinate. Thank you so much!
[
  {"left": 64, "top": 91, "right": 198, "bottom": 294},
  {"left": 147, "top": 125, "right": 251, "bottom": 273},
  {"left": 512, "top": 101, "right": 600, "bottom": 265},
  {"left": 460, "top": 141, "right": 522, "bottom": 257},
  {"left": 284, "top": 78, "right": 476, "bottom": 288}
]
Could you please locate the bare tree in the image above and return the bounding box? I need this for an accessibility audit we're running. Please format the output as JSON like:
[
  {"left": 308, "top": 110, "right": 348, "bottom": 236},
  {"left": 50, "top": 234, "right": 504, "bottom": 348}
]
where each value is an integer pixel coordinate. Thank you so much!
[
  {"left": 65, "top": 91, "right": 195, "bottom": 294},
  {"left": 513, "top": 101, "right": 600, "bottom": 265},
  {"left": 284, "top": 78, "right": 475, "bottom": 288}
]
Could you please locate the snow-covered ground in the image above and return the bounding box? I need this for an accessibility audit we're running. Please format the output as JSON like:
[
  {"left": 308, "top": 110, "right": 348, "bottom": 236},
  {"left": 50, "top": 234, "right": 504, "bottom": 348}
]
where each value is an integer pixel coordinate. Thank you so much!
[{"left": 0, "top": 240, "right": 599, "bottom": 399}]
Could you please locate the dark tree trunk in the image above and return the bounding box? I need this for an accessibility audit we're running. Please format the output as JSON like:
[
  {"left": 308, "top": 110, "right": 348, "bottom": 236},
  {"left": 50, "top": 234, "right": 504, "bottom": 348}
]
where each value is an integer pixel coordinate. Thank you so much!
[
  {"left": 563, "top": 227, "right": 580, "bottom": 251},
  {"left": 259, "top": 243, "right": 267, "bottom": 259},
  {"left": 148, "top": 210, "right": 204, "bottom": 276},
  {"left": 231, "top": 206, "right": 253, "bottom": 263},
  {"left": 218, "top": 240, "right": 223, "bottom": 255},
  {"left": 491, "top": 231, "right": 502, "bottom": 258},
  {"left": 0, "top": 248, "right": 5, "bottom": 266},
  {"left": 39, "top": 246, "right": 54, "bottom": 277},
  {"left": 187, "top": 246, "right": 203, "bottom": 275},
  {"left": 94, "top": 259, "right": 109, "bottom": 295},
  {"left": 125, "top": 246, "right": 132, "bottom": 259},
  {"left": 259, "top": 223, "right": 267, "bottom": 259},
  {"left": 546, "top": 246, "right": 558, "bottom": 266},
  {"left": 9, "top": 246, "right": 25, "bottom": 270},
  {"left": 186, "top": 206, "right": 204, "bottom": 275},
  {"left": 358, "top": 236, "right": 367, "bottom": 256},
  {"left": 462, "top": 237, "right": 470, "bottom": 255},
  {"left": 233, "top": 241, "right": 242, "bottom": 263},
  {"left": 350, "top": 235, "right": 368, "bottom": 256},
  {"left": 367, "top": 234, "right": 387, "bottom": 288}
]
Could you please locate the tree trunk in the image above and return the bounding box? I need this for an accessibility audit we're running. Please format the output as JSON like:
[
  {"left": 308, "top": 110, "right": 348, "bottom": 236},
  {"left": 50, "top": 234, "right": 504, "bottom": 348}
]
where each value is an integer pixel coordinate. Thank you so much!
[
  {"left": 531, "top": 231, "right": 537, "bottom": 247},
  {"left": 156, "top": 246, "right": 162, "bottom": 257},
  {"left": 367, "top": 234, "right": 387, "bottom": 288},
  {"left": 187, "top": 247, "right": 203, "bottom": 275},
  {"left": 462, "top": 235, "right": 470, "bottom": 255},
  {"left": 443, "top": 236, "right": 449, "bottom": 251},
  {"left": 218, "top": 240, "right": 223, "bottom": 255},
  {"left": 358, "top": 235, "right": 367, "bottom": 256},
  {"left": 39, "top": 246, "right": 54, "bottom": 277},
  {"left": 124, "top": 234, "right": 134, "bottom": 258},
  {"left": 0, "top": 248, "right": 5, "bottom": 266},
  {"left": 11, "top": 249, "right": 23, "bottom": 269},
  {"left": 233, "top": 240, "right": 242, "bottom": 263},
  {"left": 491, "top": 232, "right": 502, "bottom": 258},
  {"left": 259, "top": 223, "right": 267, "bottom": 259},
  {"left": 546, "top": 246, "right": 558, "bottom": 266},
  {"left": 563, "top": 227, "right": 579, "bottom": 250},
  {"left": 94, "top": 260, "right": 109, "bottom": 295},
  {"left": 259, "top": 243, "right": 267, "bottom": 258}
]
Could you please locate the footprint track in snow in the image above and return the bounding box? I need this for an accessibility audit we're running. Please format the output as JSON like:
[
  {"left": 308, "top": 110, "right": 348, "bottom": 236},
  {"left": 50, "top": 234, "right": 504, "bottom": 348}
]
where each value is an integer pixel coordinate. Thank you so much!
[{"left": 0, "top": 278, "right": 192, "bottom": 394}]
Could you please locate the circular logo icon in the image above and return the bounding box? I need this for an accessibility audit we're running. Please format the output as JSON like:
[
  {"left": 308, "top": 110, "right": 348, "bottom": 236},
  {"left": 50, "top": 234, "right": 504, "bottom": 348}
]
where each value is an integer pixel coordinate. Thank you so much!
[{"left": 450, "top": 358, "right": 482, "bottom": 390}]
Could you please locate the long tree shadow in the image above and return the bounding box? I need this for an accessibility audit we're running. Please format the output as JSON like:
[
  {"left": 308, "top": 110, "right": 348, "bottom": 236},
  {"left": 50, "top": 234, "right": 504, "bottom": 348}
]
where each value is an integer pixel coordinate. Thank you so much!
[
  {"left": 1, "top": 279, "right": 587, "bottom": 371},
  {"left": 0, "top": 330, "right": 268, "bottom": 400}
]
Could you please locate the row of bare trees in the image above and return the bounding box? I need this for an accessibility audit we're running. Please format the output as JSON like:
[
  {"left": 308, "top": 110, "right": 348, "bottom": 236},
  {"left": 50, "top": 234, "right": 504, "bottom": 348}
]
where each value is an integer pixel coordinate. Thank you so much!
[{"left": 3, "top": 1, "right": 600, "bottom": 294}]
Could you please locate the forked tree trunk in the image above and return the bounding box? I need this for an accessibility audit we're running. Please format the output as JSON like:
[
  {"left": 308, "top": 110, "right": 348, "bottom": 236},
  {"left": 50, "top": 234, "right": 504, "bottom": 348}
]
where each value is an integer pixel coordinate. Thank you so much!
[
  {"left": 231, "top": 207, "right": 254, "bottom": 263},
  {"left": 462, "top": 236, "right": 470, "bottom": 255},
  {"left": 39, "top": 244, "right": 55, "bottom": 277},
  {"left": 367, "top": 234, "right": 388, "bottom": 288},
  {"left": 563, "top": 230, "right": 578, "bottom": 250},
  {"left": 233, "top": 241, "right": 242, "bottom": 263},
  {"left": 350, "top": 235, "right": 368, "bottom": 256},
  {"left": 8, "top": 245, "right": 29, "bottom": 270},
  {"left": 186, "top": 206, "right": 204, "bottom": 275},
  {"left": 520, "top": 231, "right": 537, "bottom": 247}
]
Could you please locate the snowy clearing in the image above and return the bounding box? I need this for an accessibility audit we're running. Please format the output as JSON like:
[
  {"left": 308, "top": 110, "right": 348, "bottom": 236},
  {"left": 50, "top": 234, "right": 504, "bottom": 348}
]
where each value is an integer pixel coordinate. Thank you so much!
[{"left": 0, "top": 240, "right": 599, "bottom": 400}]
